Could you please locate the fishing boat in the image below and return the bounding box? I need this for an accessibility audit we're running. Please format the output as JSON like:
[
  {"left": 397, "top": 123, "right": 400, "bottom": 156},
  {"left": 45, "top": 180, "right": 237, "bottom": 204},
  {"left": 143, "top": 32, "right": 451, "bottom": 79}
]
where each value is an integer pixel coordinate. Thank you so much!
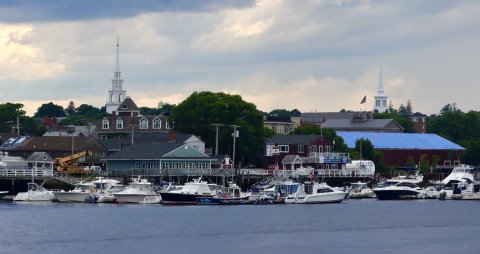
[
  {"left": 14, "top": 182, "right": 54, "bottom": 202},
  {"left": 285, "top": 181, "right": 348, "bottom": 204},
  {"left": 160, "top": 177, "right": 219, "bottom": 205},
  {"left": 196, "top": 182, "right": 250, "bottom": 205},
  {"left": 114, "top": 176, "right": 161, "bottom": 204}
]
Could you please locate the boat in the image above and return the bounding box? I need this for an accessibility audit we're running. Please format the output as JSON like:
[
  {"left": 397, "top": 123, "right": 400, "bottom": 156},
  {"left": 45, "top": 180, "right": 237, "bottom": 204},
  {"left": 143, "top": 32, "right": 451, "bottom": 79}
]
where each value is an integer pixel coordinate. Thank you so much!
[
  {"left": 284, "top": 181, "right": 348, "bottom": 204},
  {"left": 85, "top": 178, "right": 124, "bottom": 203},
  {"left": 348, "top": 182, "right": 376, "bottom": 199},
  {"left": 159, "top": 177, "right": 219, "bottom": 205},
  {"left": 54, "top": 181, "right": 94, "bottom": 202},
  {"left": 438, "top": 164, "right": 476, "bottom": 199},
  {"left": 14, "top": 182, "right": 54, "bottom": 202},
  {"left": 196, "top": 182, "right": 250, "bottom": 205},
  {"left": 0, "top": 190, "right": 8, "bottom": 200},
  {"left": 373, "top": 180, "right": 423, "bottom": 200},
  {"left": 113, "top": 176, "right": 161, "bottom": 204},
  {"left": 247, "top": 178, "right": 300, "bottom": 204}
]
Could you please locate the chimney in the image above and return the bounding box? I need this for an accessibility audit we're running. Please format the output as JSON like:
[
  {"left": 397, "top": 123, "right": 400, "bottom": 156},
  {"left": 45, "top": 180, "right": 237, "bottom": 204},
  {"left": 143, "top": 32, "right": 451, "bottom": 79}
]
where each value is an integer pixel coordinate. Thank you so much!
[
  {"left": 112, "top": 111, "right": 117, "bottom": 116},
  {"left": 168, "top": 130, "right": 176, "bottom": 142}
]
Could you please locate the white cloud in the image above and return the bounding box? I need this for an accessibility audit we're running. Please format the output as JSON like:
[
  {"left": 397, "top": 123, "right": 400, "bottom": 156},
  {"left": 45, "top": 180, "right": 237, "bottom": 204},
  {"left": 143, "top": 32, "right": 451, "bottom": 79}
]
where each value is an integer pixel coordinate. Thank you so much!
[{"left": 0, "top": 24, "right": 65, "bottom": 80}]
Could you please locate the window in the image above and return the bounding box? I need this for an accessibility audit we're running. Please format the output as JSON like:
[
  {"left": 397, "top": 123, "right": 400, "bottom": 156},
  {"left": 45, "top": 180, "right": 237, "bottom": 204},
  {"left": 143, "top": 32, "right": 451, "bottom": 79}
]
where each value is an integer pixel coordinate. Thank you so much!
[
  {"left": 318, "top": 145, "right": 323, "bottom": 153},
  {"left": 116, "top": 119, "right": 123, "bottom": 129},
  {"left": 139, "top": 118, "right": 148, "bottom": 129},
  {"left": 309, "top": 145, "right": 317, "bottom": 153},
  {"left": 102, "top": 119, "right": 109, "bottom": 129},
  {"left": 325, "top": 146, "right": 331, "bottom": 153},
  {"left": 298, "top": 145, "right": 304, "bottom": 153},
  {"left": 153, "top": 118, "right": 161, "bottom": 129},
  {"left": 166, "top": 121, "right": 170, "bottom": 129},
  {"left": 279, "top": 145, "right": 289, "bottom": 153}
]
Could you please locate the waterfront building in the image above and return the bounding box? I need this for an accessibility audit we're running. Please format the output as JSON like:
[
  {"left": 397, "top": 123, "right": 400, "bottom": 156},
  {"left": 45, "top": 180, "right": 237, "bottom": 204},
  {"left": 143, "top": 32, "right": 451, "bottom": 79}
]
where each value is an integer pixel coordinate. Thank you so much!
[
  {"left": 106, "top": 39, "right": 127, "bottom": 114},
  {"left": 337, "top": 131, "right": 464, "bottom": 166},
  {"left": 264, "top": 135, "right": 348, "bottom": 170},
  {"left": 410, "top": 112, "right": 427, "bottom": 134},
  {"left": 103, "top": 143, "right": 230, "bottom": 177}
]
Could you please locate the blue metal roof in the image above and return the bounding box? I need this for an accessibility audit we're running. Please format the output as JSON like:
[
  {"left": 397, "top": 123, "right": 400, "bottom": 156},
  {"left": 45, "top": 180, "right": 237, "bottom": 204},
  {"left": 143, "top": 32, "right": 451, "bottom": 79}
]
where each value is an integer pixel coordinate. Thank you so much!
[{"left": 337, "top": 132, "right": 464, "bottom": 150}]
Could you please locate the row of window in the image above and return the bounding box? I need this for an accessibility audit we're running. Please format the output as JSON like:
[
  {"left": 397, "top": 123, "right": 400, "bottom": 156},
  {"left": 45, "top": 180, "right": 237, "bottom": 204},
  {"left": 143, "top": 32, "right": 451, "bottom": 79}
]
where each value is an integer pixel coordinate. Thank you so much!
[
  {"left": 103, "top": 118, "right": 170, "bottom": 130},
  {"left": 134, "top": 161, "right": 211, "bottom": 170},
  {"left": 278, "top": 145, "right": 331, "bottom": 153}
]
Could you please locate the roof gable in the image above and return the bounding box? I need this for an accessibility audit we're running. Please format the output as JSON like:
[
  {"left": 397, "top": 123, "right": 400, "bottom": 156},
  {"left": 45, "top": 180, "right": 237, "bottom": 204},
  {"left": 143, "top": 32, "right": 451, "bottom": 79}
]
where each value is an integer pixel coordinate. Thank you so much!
[
  {"left": 116, "top": 97, "right": 139, "bottom": 111},
  {"left": 163, "top": 145, "right": 209, "bottom": 158}
]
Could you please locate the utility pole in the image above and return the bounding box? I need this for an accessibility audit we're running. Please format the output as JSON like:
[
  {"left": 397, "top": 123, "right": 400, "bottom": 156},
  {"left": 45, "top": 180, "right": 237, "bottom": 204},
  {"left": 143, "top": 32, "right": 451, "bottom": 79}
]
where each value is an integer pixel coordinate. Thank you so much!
[
  {"left": 231, "top": 125, "right": 240, "bottom": 168},
  {"left": 211, "top": 124, "right": 223, "bottom": 155}
]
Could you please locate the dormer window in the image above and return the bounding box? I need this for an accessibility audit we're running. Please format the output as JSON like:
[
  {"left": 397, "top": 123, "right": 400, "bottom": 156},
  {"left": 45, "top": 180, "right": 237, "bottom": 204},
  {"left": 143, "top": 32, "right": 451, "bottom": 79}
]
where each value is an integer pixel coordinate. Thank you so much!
[
  {"left": 116, "top": 119, "right": 123, "bottom": 129},
  {"left": 153, "top": 118, "right": 161, "bottom": 129},
  {"left": 102, "top": 119, "right": 109, "bottom": 129},
  {"left": 139, "top": 118, "right": 148, "bottom": 129}
]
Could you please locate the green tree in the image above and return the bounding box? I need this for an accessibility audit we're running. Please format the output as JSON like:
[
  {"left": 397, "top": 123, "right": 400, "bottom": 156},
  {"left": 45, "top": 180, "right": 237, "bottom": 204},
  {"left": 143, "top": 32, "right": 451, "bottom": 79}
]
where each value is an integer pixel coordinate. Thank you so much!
[
  {"left": 290, "top": 125, "right": 348, "bottom": 152},
  {"left": 0, "top": 103, "right": 26, "bottom": 132},
  {"left": 171, "top": 91, "right": 265, "bottom": 166},
  {"left": 463, "top": 140, "right": 480, "bottom": 165},
  {"left": 405, "top": 155, "right": 415, "bottom": 167},
  {"left": 34, "top": 102, "right": 66, "bottom": 118},
  {"left": 373, "top": 111, "right": 415, "bottom": 133},
  {"left": 66, "top": 101, "right": 76, "bottom": 115}
]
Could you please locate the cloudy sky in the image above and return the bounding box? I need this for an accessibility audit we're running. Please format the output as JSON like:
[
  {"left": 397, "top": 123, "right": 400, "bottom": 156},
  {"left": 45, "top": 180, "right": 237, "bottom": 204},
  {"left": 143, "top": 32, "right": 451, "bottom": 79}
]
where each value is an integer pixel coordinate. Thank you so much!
[{"left": 0, "top": 0, "right": 478, "bottom": 116}]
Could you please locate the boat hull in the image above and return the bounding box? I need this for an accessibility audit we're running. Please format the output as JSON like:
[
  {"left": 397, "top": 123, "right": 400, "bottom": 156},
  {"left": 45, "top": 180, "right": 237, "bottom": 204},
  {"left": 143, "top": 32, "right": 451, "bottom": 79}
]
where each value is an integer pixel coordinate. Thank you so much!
[
  {"left": 14, "top": 191, "right": 53, "bottom": 202},
  {"left": 114, "top": 194, "right": 161, "bottom": 204},
  {"left": 160, "top": 192, "right": 213, "bottom": 205},
  {"left": 373, "top": 189, "right": 421, "bottom": 200},
  {"left": 196, "top": 197, "right": 250, "bottom": 205},
  {"left": 285, "top": 192, "right": 347, "bottom": 204},
  {"left": 54, "top": 192, "right": 91, "bottom": 202}
]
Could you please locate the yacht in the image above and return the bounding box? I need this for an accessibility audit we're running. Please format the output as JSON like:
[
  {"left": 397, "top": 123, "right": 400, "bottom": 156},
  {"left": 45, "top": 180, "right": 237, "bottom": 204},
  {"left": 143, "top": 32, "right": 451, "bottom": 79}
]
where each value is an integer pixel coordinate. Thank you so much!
[
  {"left": 54, "top": 181, "right": 95, "bottom": 202},
  {"left": 85, "top": 178, "right": 124, "bottom": 203},
  {"left": 0, "top": 190, "right": 8, "bottom": 200},
  {"left": 348, "top": 182, "right": 376, "bottom": 199},
  {"left": 373, "top": 180, "right": 423, "bottom": 200},
  {"left": 285, "top": 182, "right": 348, "bottom": 204},
  {"left": 438, "top": 164, "right": 476, "bottom": 199},
  {"left": 114, "top": 176, "right": 161, "bottom": 204},
  {"left": 14, "top": 182, "right": 54, "bottom": 202},
  {"left": 159, "top": 177, "right": 219, "bottom": 205}
]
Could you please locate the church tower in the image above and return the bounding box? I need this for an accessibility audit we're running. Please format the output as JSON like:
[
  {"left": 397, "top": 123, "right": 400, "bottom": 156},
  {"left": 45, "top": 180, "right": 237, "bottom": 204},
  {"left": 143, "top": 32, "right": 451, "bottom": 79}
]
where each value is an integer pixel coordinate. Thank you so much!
[
  {"left": 373, "top": 64, "right": 388, "bottom": 113},
  {"left": 106, "top": 38, "right": 127, "bottom": 114}
]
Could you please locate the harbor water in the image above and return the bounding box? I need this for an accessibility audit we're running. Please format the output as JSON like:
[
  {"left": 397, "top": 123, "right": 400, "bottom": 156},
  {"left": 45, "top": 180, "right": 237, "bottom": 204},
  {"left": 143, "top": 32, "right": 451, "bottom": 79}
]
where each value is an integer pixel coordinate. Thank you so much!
[{"left": 1, "top": 199, "right": 479, "bottom": 254}]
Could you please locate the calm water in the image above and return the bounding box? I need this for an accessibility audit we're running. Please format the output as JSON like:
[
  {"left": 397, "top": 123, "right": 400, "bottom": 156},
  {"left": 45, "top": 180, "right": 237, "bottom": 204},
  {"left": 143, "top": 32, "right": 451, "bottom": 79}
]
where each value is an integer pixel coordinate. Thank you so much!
[{"left": 1, "top": 199, "right": 479, "bottom": 254}]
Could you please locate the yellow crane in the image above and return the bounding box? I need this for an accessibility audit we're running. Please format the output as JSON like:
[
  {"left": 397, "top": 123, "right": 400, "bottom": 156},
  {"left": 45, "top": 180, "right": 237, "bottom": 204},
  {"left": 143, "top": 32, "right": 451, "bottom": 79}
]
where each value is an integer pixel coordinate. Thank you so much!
[{"left": 54, "top": 150, "right": 94, "bottom": 174}]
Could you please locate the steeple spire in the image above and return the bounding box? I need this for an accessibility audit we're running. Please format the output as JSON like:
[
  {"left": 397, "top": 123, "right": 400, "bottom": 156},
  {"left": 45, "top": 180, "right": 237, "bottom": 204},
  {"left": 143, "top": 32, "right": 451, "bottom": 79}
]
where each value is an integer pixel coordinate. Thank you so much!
[
  {"left": 115, "top": 37, "right": 120, "bottom": 75},
  {"left": 377, "top": 59, "right": 384, "bottom": 95}
]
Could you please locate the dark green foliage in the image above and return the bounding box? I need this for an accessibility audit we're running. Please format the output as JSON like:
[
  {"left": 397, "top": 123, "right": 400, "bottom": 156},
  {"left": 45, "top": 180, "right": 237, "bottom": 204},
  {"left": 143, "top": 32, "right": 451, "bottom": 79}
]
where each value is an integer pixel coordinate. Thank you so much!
[
  {"left": 266, "top": 109, "right": 301, "bottom": 121},
  {"left": 60, "top": 104, "right": 105, "bottom": 126},
  {"left": 354, "top": 138, "right": 386, "bottom": 172},
  {"left": 34, "top": 102, "right": 66, "bottom": 118},
  {"left": 66, "top": 101, "right": 76, "bottom": 115},
  {"left": 290, "top": 125, "right": 348, "bottom": 152},
  {"left": 373, "top": 111, "right": 415, "bottom": 133},
  {"left": 0, "top": 103, "right": 44, "bottom": 135},
  {"left": 171, "top": 91, "right": 265, "bottom": 166}
]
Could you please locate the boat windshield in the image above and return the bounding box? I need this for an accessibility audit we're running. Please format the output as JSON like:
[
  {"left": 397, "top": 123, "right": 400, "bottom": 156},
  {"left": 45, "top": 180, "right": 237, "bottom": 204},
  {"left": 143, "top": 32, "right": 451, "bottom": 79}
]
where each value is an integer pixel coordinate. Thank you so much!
[{"left": 377, "top": 181, "right": 398, "bottom": 188}]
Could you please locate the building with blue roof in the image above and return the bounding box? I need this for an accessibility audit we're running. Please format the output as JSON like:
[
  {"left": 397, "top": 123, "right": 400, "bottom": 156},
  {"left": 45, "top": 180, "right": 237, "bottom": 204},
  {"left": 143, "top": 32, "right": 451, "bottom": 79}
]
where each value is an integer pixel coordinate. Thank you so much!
[{"left": 336, "top": 131, "right": 464, "bottom": 166}]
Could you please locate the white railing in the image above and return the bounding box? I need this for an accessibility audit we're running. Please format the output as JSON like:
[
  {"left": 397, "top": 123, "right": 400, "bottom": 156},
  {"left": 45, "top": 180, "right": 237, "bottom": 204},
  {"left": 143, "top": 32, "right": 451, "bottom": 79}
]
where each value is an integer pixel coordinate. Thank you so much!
[
  {"left": 0, "top": 167, "right": 54, "bottom": 177},
  {"left": 239, "top": 168, "right": 374, "bottom": 178}
]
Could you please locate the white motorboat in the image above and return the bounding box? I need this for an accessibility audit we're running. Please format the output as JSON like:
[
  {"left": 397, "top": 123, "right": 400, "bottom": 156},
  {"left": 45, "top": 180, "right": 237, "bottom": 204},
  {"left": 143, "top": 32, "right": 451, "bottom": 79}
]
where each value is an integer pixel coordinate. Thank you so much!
[
  {"left": 54, "top": 181, "right": 95, "bottom": 202},
  {"left": 159, "top": 177, "right": 219, "bottom": 205},
  {"left": 373, "top": 180, "right": 423, "bottom": 200},
  {"left": 14, "top": 182, "right": 54, "bottom": 202},
  {"left": 438, "top": 164, "right": 476, "bottom": 199},
  {"left": 0, "top": 190, "right": 8, "bottom": 199},
  {"left": 85, "top": 178, "right": 124, "bottom": 203},
  {"left": 348, "top": 182, "right": 376, "bottom": 199},
  {"left": 114, "top": 176, "right": 161, "bottom": 204},
  {"left": 285, "top": 182, "right": 348, "bottom": 204}
]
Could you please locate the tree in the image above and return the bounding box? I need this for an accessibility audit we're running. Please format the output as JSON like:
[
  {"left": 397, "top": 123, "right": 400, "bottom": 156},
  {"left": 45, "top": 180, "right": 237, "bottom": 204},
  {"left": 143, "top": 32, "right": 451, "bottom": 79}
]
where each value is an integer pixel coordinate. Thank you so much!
[
  {"left": 34, "top": 102, "right": 66, "bottom": 118},
  {"left": 405, "top": 100, "right": 413, "bottom": 117},
  {"left": 75, "top": 104, "right": 104, "bottom": 119},
  {"left": 66, "top": 101, "right": 76, "bottom": 115},
  {"left": 354, "top": 138, "right": 386, "bottom": 172},
  {"left": 290, "top": 125, "right": 348, "bottom": 152},
  {"left": 0, "top": 103, "right": 26, "bottom": 132},
  {"left": 171, "top": 91, "right": 265, "bottom": 166},
  {"left": 373, "top": 111, "right": 415, "bottom": 133}
]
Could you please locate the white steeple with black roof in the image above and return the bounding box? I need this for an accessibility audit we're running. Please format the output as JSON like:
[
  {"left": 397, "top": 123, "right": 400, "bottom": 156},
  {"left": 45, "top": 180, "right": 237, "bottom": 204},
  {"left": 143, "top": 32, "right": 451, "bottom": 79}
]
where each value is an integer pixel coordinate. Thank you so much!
[
  {"left": 106, "top": 37, "right": 127, "bottom": 114},
  {"left": 373, "top": 63, "right": 388, "bottom": 113}
]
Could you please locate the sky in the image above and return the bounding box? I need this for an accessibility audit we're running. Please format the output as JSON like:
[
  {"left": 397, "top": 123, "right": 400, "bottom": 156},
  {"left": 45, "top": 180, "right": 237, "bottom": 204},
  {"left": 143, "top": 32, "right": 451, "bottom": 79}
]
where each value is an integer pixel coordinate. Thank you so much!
[{"left": 0, "top": 0, "right": 479, "bottom": 116}]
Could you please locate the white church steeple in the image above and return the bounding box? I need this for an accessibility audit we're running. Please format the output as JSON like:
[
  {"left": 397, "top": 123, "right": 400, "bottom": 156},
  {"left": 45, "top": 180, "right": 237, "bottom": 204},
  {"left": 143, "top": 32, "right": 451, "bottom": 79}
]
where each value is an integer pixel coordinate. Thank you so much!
[
  {"left": 373, "top": 62, "right": 388, "bottom": 113},
  {"left": 106, "top": 37, "right": 127, "bottom": 114}
]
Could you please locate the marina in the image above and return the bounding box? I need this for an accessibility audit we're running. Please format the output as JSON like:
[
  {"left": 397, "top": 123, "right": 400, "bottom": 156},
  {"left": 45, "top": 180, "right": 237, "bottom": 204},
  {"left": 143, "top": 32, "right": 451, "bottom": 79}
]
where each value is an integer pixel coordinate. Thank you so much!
[{"left": 1, "top": 199, "right": 480, "bottom": 254}]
